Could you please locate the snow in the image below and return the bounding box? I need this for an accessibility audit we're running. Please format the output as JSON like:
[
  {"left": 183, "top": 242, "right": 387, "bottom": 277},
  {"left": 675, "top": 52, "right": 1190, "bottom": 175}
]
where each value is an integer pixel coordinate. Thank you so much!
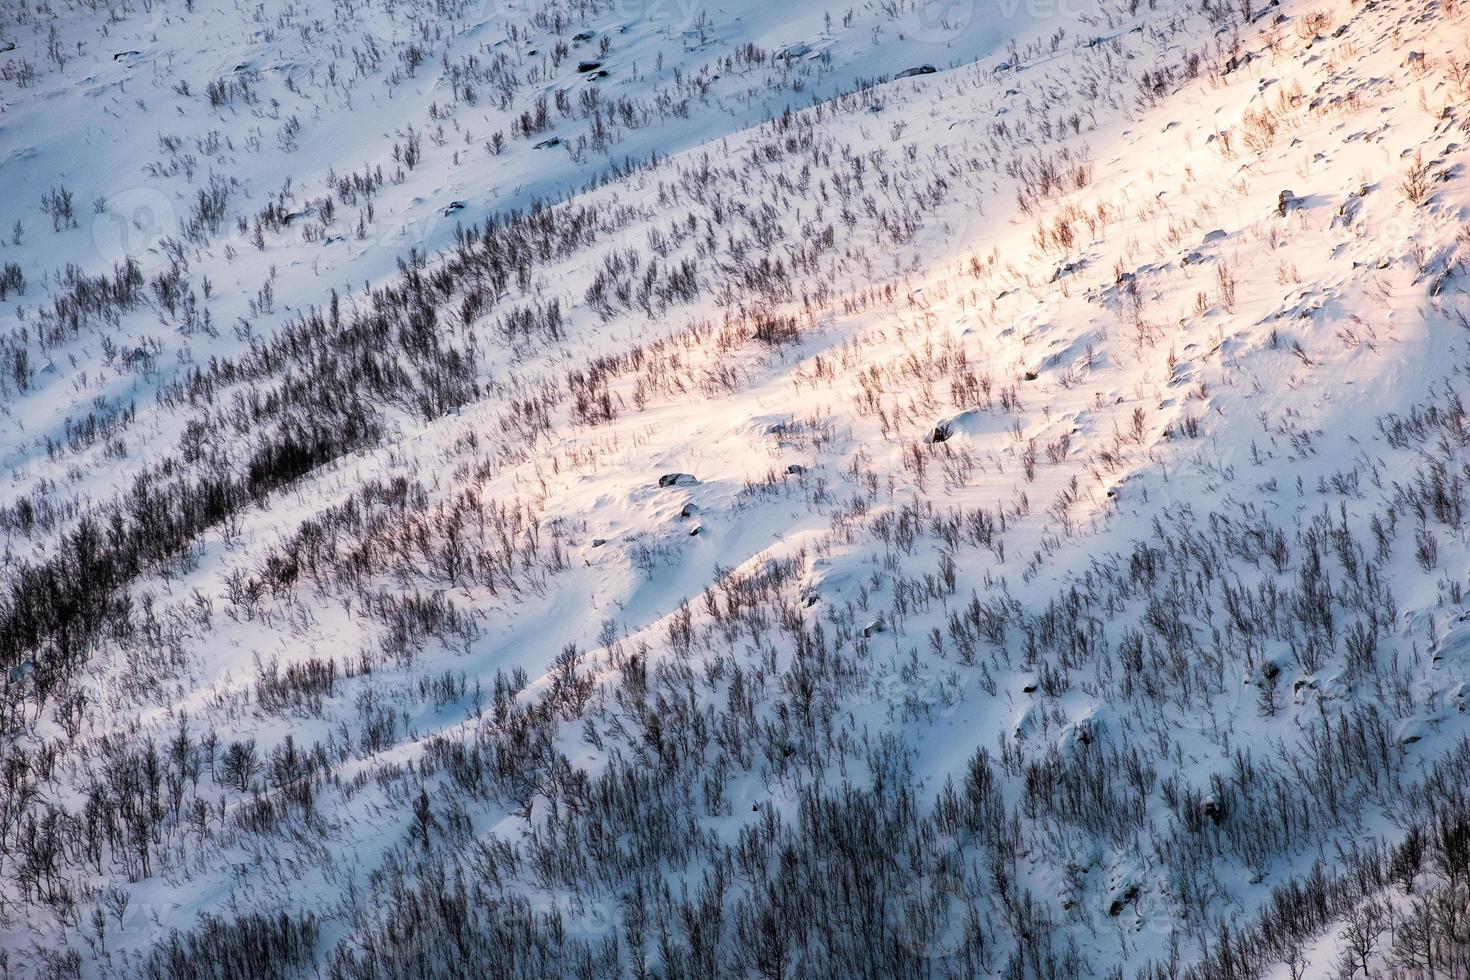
[{"left": 3, "top": 0, "right": 1470, "bottom": 976}]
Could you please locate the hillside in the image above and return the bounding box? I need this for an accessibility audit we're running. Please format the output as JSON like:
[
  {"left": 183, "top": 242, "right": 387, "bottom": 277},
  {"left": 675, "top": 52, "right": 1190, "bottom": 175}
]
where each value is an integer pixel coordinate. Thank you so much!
[{"left": 3, "top": 0, "right": 1470, "bottom": 977}]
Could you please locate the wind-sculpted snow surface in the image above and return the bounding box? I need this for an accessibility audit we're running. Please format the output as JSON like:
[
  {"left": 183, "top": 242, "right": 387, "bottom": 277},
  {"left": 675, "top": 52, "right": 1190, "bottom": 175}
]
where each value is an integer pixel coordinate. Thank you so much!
[{"left": 3, "top": 0, "right": 1470, "bottom": 977}]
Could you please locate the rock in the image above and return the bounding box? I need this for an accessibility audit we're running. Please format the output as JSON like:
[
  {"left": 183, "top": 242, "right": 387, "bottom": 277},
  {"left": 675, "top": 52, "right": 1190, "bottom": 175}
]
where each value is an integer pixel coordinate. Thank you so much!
[
  {"left": 689, "top": 525, "right": 702, "bottom": 537},
  {"left": 1202, "top": 796, "right": 1225, "bottom": 826},
  {"left": 576, "top": 60, "right": 603, "bottom": 73},
  {"left": 1223, "top": 51, "right": 1254, "bottom": 74},
  {"left": 927, "top": 410, "right": 1011, "bottom": 445},
  {"left": 658, "top": 473, "right": 697, "bottom": 488},
  {"left": 785, "top": 464, "right": 805, "bottom": 476},
  {"left": 534, "top": 137, "right": 562, "bottom": 149},
  {"left": 1108, "top": 883, "right": 1140, "bottom": 917},
  {"left": 895, "top": 65, "right": 937, "bottom": 79},
  {"left": 441, "top": 200, "right": 466, "bottom": 216},
  {"left": 113, "top": 50, "right": 141, "bottom": 61},
  {"left": 573, "top": 30, "right": 595, "bottom": 42},
  {"left": 862, "top": 618, "right": 885, "bottom": 638},
  {"left": 6, "top": 659, "right": 34, "bottom": 686},
  {"left": 591, "top": 538, "right": 608, "bottom": 547},
  {"left": 1013, "top": 704, "right": 1039, "bottom": 740},
  {"left": 1052, "top": 260, "right": 1084, "bottom": 281},
  {"left": 1277, "top": 189, "right": 1298, "bottom": 216},
  {"left": 680, "top": 503, "right": 700, "bottom": 518},
  {"left": 1431, "top": 617, "right": 1470, "bottom": 666}
]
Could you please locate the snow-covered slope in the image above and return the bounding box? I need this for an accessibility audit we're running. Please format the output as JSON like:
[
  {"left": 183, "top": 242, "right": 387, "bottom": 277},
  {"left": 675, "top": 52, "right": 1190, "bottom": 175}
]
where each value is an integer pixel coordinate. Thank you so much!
[{"left": 3, "top": 0, "right": 1470, "bottom": 977}]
